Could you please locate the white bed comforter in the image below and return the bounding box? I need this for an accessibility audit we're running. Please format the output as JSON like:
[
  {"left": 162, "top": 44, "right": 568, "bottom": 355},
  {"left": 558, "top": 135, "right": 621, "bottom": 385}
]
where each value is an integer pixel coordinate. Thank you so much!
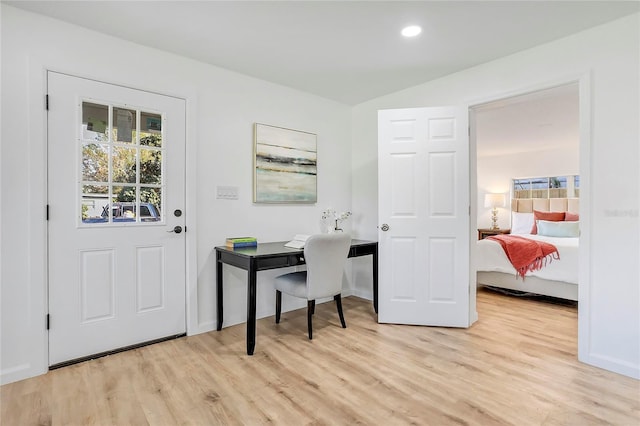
[{"left": 476, "top": 234, "right": 579, "bottom": 284}]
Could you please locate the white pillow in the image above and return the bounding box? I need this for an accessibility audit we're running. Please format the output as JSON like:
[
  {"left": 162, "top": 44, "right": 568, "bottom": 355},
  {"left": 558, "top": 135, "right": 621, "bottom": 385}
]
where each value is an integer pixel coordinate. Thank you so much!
[
  {"left": 511, "top": 212, "right": 534, "bottom": 235},
  {"left": 537, "top": 220, "right": 580, "bottom": 237}
]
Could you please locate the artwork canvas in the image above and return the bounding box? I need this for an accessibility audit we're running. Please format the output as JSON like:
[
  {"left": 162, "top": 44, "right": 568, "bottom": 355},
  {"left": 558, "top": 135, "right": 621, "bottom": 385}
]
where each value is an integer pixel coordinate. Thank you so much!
[{"left": 254, "top": 123, "right": 317, "bottom": 203}]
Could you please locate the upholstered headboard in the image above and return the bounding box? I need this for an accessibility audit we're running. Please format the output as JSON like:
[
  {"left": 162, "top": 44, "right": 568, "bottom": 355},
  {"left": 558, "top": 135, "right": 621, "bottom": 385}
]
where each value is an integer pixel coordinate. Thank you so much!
[{"left": 511, "top": 198, "right": 579, "bottom": 213}]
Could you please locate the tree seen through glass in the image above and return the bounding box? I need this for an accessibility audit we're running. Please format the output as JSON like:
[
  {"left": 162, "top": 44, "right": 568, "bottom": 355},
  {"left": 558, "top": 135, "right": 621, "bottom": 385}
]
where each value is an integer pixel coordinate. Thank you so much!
[{"left": 81, "top": 102, "right": 163, "bottom": 223}]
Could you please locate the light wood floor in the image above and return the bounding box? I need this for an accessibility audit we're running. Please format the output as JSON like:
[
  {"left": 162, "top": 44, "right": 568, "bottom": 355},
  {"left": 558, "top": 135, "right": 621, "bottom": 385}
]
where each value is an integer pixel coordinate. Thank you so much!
[{"left": 2, "top": 288, "right": 639, "bottom": 425}]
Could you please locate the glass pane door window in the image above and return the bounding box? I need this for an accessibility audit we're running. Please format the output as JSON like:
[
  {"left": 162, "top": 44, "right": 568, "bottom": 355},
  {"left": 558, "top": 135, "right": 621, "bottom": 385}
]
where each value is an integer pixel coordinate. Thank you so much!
[{"left": 81, "top": 101, "right": 164, "bottom": 225}]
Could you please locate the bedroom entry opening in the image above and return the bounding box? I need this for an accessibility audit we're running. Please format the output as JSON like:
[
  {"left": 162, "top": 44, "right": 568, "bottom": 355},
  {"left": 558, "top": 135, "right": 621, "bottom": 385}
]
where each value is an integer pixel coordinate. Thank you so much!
[{"left": 471, "top": 81, "right": 581, "bottom": 320}]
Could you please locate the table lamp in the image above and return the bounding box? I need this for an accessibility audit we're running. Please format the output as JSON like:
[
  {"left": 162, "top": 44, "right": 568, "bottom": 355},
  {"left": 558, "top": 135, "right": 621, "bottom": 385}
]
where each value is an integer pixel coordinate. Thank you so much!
[{"left": 484, "top": 193, "right": 506, "bottom": 230}]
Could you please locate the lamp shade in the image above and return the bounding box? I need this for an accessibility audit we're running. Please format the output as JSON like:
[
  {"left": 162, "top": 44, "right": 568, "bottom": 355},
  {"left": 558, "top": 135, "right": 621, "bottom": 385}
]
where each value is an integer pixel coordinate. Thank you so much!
[{"left": 484, "top": 193, "right": 506, "bottom": 208}]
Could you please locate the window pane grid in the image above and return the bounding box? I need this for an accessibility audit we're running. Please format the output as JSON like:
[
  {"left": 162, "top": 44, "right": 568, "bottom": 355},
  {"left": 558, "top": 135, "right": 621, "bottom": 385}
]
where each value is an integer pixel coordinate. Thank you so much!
[
  {"left": 81, "top": 101, "right": 164, "bottom": 225},
  {"left": 512, "top": 175, "right": 579, "bottom": 200}
]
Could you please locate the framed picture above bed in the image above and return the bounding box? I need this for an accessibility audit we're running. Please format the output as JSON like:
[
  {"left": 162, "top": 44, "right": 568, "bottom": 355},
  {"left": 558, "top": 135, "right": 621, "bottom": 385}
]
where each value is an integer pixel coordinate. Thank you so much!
[{"left": 253, "top": 123, "right": 317, "bottom": 204}]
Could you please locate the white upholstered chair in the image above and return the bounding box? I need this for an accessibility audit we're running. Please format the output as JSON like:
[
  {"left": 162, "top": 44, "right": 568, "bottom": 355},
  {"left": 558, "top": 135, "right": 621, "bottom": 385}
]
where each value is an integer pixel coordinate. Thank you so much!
[{"left": 274, "top": 233, "right": 351, "bottom": 340}]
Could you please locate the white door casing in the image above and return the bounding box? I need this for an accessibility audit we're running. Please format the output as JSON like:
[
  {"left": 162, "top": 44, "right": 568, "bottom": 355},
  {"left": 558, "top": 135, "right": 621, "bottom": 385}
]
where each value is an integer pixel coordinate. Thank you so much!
[
  {"left": 378, "top": 107, "right": 470, "bottom": 327},
  {"left": 47, "top": 72, "right": 186, "bottom": 365}
]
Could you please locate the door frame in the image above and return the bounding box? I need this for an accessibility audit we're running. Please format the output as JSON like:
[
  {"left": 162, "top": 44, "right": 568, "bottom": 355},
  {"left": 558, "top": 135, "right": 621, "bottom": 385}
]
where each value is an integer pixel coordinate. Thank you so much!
[
  {"left": 22, "top": 63, "right": 199, "bottom": 381},
  {"left": 466, "top": 73, "right": 591, "bottom": 363}
]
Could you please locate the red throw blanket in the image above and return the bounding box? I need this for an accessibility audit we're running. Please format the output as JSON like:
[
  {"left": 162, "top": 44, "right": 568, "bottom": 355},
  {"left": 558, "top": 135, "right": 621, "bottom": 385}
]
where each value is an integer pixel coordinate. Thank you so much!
[{"left": 487, "top": 235, "right": 560, "bottom": 279}]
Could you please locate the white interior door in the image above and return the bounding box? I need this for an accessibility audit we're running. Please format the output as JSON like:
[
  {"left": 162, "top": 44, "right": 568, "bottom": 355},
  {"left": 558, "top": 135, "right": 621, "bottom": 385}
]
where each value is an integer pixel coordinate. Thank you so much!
[
  {"left": 378, "top": 107, "right": 470, "bottom": 326},
  {"left": 47, "top": 72, "right": 186, "bottom": 365}
]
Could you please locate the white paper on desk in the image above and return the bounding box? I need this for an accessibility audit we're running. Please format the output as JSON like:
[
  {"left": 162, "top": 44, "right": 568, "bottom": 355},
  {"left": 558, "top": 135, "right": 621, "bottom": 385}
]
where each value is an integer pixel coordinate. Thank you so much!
[{"left": 284, "top": 234, "right": 310, "bottom": 249}]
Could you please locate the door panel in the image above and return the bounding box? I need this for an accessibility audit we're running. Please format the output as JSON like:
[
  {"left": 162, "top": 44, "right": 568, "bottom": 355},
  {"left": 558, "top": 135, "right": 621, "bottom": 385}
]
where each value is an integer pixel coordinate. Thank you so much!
[
  {"left": 136, "top": 246, "right": 165, "bottom": 312},
  {"left": 378, "top": 107, "right": 469, "bottom": 327},
  {"left": 79, "top": 249, "right": 115, "bottom": 322},
  {"left": 48, "top": 72, "right": 186, "bottom": 365},
  {"left": 390, "top": 238, "right": 417, "bottom": 300}
]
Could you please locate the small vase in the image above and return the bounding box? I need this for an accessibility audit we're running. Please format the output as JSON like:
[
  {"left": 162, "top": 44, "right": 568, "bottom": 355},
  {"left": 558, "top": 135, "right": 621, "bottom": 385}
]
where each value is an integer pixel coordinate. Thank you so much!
[{"left": 327, "top": 219, "right": 342, "bottom": 233}]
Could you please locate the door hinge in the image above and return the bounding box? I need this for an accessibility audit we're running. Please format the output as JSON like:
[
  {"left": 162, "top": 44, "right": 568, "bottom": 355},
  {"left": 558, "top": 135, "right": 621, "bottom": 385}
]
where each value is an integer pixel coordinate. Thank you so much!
[
  {"left": 46, "top": 204, "right": 49, "bottom": 220},
  {"left": 184, "top": 226, "right": 187, "bottom": 233},
  {"left": 46, "top": 314, "right": 50, "bottom": 330},
  {"left": 45, "top": 94, "right": 49, "bottom": 110}
]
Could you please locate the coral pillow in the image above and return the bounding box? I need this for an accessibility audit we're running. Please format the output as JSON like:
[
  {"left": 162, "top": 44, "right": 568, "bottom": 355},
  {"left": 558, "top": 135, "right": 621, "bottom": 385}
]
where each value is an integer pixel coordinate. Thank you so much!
[
  {"left": 565, "top": 212, "right": 579, "bottom": 221},
  {"left": 531, "top": 210, "right": 565, "bottom": 234}
]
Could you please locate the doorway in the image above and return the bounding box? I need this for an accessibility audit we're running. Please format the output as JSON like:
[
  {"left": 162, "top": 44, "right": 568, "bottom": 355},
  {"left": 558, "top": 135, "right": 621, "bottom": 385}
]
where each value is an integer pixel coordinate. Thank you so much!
[
  {"left": 47, "top": 72, "right": 187, "bottom": 366},
  {"left": 470, "top": 82, "right": 580, "bottom": 318}
]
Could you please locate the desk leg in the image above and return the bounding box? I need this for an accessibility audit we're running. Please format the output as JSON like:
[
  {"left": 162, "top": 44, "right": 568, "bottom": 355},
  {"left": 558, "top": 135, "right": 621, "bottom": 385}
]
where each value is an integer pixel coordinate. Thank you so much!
[
  {"left": 373, "top": 247, "right": 378, "bottom": 314},
  {"left": 246, "top": 259, "right": 257, "bottom": 356},
  {"left": 216, "top": 251, "right": 223, "bottom": 331}
]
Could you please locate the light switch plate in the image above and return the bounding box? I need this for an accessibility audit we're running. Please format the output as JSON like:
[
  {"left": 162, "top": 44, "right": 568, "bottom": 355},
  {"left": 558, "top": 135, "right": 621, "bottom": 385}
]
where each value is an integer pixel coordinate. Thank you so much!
[{"left": 216, "top": 185, "right": 238, "bottom": 200}]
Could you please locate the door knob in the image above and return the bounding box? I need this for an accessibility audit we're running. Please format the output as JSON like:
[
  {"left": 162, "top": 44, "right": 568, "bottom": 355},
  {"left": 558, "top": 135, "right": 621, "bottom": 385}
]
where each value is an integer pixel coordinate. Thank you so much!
[
  {"left": 380, "top": 224, "right": 390, "bottom": 231},
  {"left": 167, "top": 225, "right": 183, "bottom": 234}
]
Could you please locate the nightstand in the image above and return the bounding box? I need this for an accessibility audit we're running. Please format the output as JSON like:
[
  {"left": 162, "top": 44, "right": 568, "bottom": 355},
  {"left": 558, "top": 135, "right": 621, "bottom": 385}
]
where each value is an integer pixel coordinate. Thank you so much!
[{"left": 478, "top": 228, "right": 511, "bottom": 240}]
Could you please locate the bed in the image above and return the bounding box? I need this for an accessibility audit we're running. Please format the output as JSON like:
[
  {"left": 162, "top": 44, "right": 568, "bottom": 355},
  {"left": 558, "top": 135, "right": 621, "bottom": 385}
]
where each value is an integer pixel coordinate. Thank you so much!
[{"left": 476, "top": 198, "right": 579, "bottom": 301}]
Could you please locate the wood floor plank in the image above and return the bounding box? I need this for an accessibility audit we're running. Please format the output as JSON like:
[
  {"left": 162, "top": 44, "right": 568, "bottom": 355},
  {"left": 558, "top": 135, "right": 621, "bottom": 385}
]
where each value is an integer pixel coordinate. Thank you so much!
[{"left": 1, "top": 288, "right": 639, "bottom": 425}]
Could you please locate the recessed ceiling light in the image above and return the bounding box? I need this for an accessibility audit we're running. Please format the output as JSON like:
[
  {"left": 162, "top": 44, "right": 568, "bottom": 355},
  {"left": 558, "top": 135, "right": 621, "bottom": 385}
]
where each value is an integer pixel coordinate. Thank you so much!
[{"left": 401, "top": 25, "right": 422, "bottom": 38}]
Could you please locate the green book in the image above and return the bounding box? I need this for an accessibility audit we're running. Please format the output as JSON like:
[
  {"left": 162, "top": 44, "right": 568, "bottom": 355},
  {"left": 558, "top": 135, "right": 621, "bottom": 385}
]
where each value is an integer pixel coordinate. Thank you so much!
[{"left": 226, "top": 237, "right": 257, "bottom": 243}]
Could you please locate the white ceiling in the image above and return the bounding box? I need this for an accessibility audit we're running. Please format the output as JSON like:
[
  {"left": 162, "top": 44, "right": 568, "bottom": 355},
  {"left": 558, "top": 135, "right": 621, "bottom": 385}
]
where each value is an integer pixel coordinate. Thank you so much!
[
  {"left": 4, "top": 0, "right": 639, "bottom": 105},
  {"left": 475, "top": 83, "right": 579, "bottom": 157}
]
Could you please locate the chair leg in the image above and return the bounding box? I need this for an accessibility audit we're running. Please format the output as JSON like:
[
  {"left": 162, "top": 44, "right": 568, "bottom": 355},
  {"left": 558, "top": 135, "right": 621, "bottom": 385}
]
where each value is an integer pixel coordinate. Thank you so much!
[
  {"left": 275, "top": 290, "right": 282, "bottom": 324},
  {"left": 334, "top": 294, "right": 346, "bottom": 328},
  {"left": 307, "top": 300, "right": 315, "bottom": 340}
]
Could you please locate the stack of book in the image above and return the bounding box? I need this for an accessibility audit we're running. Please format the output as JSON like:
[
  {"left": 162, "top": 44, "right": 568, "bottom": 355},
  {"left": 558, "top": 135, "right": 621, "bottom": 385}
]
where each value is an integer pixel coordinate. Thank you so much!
[{"left": 225, "top": 237, "right": 257, "bottom": 248}]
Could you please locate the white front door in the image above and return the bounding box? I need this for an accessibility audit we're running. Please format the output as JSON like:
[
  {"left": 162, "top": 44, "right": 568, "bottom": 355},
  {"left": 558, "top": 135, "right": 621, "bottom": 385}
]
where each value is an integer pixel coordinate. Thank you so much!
[
  {"left": 378, "top": 107, "right": 470, "bottom": 326},
  {"left": 47, "top": 72, "right": 186, "bottom": 365}
]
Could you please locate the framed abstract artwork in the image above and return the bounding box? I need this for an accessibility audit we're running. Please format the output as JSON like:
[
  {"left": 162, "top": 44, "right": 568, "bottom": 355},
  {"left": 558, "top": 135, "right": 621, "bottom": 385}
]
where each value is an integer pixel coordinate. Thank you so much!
[{"left": 253, "top": 123, "right": 317, "bottom": 203}]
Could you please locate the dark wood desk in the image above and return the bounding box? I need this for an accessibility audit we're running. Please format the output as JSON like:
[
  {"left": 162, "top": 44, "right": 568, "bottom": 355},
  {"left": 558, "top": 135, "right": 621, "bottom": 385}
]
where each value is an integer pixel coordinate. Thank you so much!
[{"left": 215, "top": 239, "right": 378, "bottom": 355}]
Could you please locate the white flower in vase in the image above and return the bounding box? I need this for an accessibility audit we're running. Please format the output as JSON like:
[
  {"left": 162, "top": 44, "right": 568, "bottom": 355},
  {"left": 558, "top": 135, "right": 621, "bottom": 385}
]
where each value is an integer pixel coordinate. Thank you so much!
[{"left": 322, "top": 207, "right": 352, "bottom": 233}]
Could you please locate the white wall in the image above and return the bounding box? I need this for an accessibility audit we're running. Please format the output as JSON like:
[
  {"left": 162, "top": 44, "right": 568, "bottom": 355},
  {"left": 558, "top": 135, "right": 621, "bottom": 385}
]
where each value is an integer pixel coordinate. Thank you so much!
[
  {"left": 477, "top": 146, "right": 579, "bottom": 229},
  {"left": 352, "top": 14, "right": 639, "bottom": 378},
  {"left": 2, "top": 5, "right": 638, "bottom": 384},
  {"left": 0, "top": 5, "right": 354, "bottom": 384}
]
